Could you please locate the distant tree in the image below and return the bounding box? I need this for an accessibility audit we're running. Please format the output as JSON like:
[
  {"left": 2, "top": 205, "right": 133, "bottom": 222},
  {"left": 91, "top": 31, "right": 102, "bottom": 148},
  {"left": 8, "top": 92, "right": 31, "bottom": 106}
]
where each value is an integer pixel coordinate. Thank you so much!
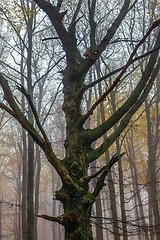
[{"left": 0, "top": 1, "right": 160, "bottom": 240}]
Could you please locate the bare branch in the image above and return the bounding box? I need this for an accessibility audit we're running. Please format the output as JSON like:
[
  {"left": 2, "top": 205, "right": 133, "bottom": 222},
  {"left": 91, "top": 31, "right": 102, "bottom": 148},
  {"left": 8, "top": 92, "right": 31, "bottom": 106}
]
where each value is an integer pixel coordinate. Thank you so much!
[
  {"left": 56, "top": 0, "right": 63, "bottom": 11},
  {"left": 69, "top": 0, "right": 83, "bottom": 29},
  {"left": 88, "top": 0, "right": 96, "bottom": 47},
  {"left": 80, "top": 19, "right": 160, "bottom": 124},
  {"left": 0, "top": 61, "right": 27, "bottom": 81},
  {"left": 89, "top": 57, "right": 160, "bottom": 161},
  {"left": 0, "top": 8, "right": 27, "bottom": 49},
  {"left": 0, "top": 74, "right": 46, "bottom": 147},
  {"left": 33, "top": 55, "right": 65, "bottom": 88},
  {"left": 83, "top": 165, "right": 107, "bottom": 184},
  {"left": 80, "top": 30, "right": 160, "bottom": 148},
  {"left": 37, "top": 214, "right": 63, "bottom": 224},
  {"left": 42, "top": 81, "right": 62, "bottom": 125},
  {"left": 79, "top": 0, "right": 132, "bottom": 75},
  {"left": 0, "top": 74, "right": 73, "bottom": 184},
  {"left": 33, "top": 0, "right": 73, "bottom": 57},
  {"left": 84, "top": 45, "right": 160, "bottom": 91},
  {"left": 17, "top": 85, "right": 50, "bottom": 143},
  {"left": 92, "top": 153, "right": 125, "bottom": 198},
  {"left": 42, "top": 36, "right": 59, "bottom": 41}
]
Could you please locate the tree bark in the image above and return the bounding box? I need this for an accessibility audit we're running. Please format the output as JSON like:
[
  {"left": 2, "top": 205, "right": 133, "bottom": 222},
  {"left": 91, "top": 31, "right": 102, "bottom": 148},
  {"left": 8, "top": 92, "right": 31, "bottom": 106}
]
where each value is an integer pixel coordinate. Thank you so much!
[
  {"left": 110, "top": 86, "right": 128, "bottom": 240},
  {"left": 125, "top": 129, "right": 149, "bottom": 240},
  {"left": 96, "top": 62, "right": 120, "bottom": 240},
  {"left": 26, "top": 2, "right": 36, "bottom": 239},
  {"left": 0, "top": 201, "right": 2, "bottom": 240},
  {"left": 145, "top": 98, "right": 160, "bottom": 239},
  {"left": 90, "top": 160, "right": 104, "bottom": 240},
  {"left": 34, "top": 146, "right": 41, "bottom": 240},
  {"left": 55, "top": 184, "right": 93, "bottom": 240}
]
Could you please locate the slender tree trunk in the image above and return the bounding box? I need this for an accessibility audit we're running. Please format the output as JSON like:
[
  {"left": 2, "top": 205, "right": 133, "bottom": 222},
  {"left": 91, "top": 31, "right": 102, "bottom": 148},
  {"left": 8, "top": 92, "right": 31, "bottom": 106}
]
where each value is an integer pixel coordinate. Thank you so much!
[
  {"left": 27, "top": 134, "right": 35, "bottom": 240},
  {"left": 129, "top": 167, "right": 143, "bottom": 240},
  {"left": 110, "top": 87, "right": 128, "bottom": 240},
  {"left": 90, "top": 69, "right": 104, "bottom": 240},
  {"left": 52, "top": 169, "right": 57, "bottom": 240},
  {"left": 95, "top": 194, "right": 103, "bottom": 240},
  {"left": 19, "top": 33, "right": 28, "bottom": 240},
  {"left": 26, "top": 3, "right": 35, "bottom": 239},
  {"left": 117, "top": 159, "right": 128, "bottom": 240},
  {"left": 22, "top": 129, "right": 27, "bottom": 240},
  {"left": 34, "top": 146, "right": 41, "bottom": 240},
  {"left": 148, "top": 195, "right": 154, "bottom": 240},
  {"left": 51, "top": 168, "right": 63, "bottom": 240},
  {"left": 95, "top": 62, "right": 120, "bottom": 240},
  {"left": 125, "top": 130, "right": 149, "bottom": 240},
  {"left": 107, "top": 171, "right": 120, "bottom": 240},
  {"left": 116, "top": 139, "right": 128, "bottom": 240},
  {"left": 0, "top": 201, "right": 2, "bottom": 240},
  {"left": 145, "top": 99, "right": 160, "bottom": 240},
  {"left": 90, "top": 160, "right": 103, "bottom": 240},
  {"left": 15, "top": 163, "right": 22, "bottom": 240}
]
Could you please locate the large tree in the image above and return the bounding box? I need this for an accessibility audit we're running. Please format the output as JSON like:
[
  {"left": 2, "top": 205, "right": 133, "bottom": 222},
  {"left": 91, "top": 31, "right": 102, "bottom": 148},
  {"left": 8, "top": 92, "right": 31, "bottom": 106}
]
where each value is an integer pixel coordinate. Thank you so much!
[{"left": 0, "top": 1, "right": 160, "bottom": 239}]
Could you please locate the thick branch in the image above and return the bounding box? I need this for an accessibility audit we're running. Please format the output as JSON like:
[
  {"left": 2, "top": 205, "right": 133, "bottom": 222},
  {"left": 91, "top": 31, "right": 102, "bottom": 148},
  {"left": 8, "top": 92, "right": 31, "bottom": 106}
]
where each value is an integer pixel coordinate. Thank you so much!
[
  {"left": 69, "top": 0, "right": 83, "bottom": 30},
  {"left": 83, "top": 45, "right": 160, "bottom": 91},
  {"left": 33, "top": 0, "right": 73, "bottom": 57},
  {"left": 89, "top": 57, "right": 160, "bottom": 162},
  {"left": 81, "top": 30, "right": 160, "bottom": 144},
  {"left": 0, "top": 73, "right": 45, "bottom": 148},
  {"left": 83, "top": 163, "right": 111, "bottom": 184},
  {"left": 79, "top": 0, "right": 131, "bottom": 75},
  {"left": 0, "top": 102, "right": 16, "bottom": 117},
  {"left": 92, "top": 153, "right": 124, "bottom": 198},
  {"left": 17, "top": 85, "right": 49, "bottom": 143},
  {"left": 0, "top": 74, "right": 74, "bottom": 185},
  {"left": 82, "top": 19, "right": 160, "bottom": 122},
  {"left": 88, "top": 0, "right": 96, "bottom": 47},
  {"left": 98, "top": 0, "right": 130, "bottom": 52}
]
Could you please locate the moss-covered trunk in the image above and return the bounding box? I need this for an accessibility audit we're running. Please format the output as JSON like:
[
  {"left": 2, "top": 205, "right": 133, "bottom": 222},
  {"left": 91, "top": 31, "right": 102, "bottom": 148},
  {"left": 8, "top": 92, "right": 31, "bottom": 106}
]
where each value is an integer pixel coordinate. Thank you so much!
[
  {"left": 56, "top": 62, "right": 94, "bottom": 239},
  {"left": 64, "top": 213, "right": 93, "bottom": 240},
  {"left": 56, "top": 184, "right": 93, "bottom": 240}
]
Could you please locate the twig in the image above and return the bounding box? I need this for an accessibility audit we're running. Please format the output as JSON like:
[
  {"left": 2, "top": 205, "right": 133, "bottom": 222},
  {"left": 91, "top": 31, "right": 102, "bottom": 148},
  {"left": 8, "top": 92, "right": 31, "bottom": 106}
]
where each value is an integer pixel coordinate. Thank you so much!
[{"left": 42, "top": 37, "right": 59, "bottom": 41}]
